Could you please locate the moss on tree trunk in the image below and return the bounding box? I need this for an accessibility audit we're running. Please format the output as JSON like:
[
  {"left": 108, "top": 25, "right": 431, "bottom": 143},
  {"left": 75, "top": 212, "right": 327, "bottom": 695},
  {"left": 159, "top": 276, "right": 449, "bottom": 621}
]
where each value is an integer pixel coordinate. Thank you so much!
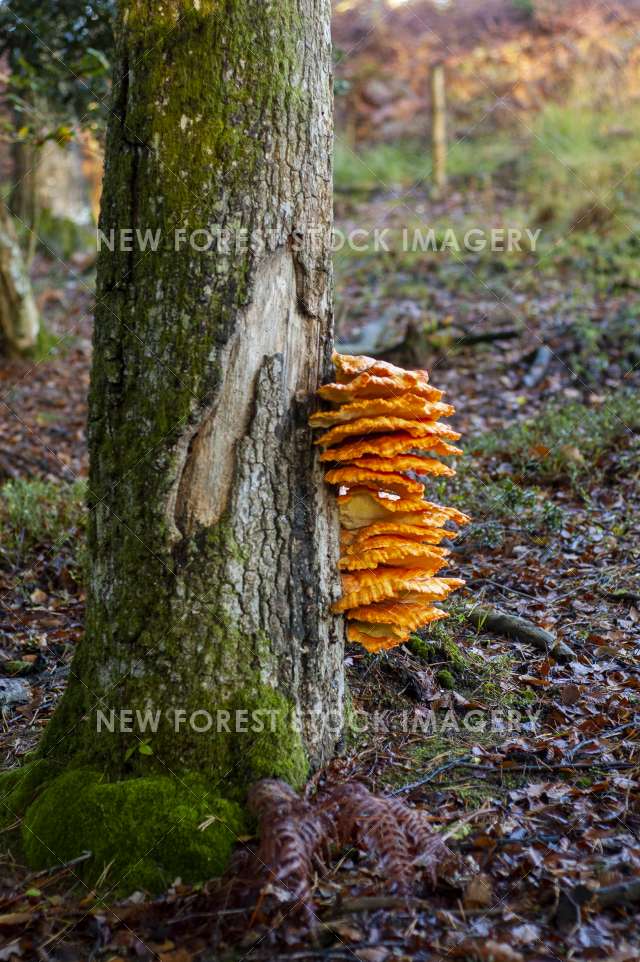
[{"left": 0, "top": 0, "right": 342, "bottom": 893}]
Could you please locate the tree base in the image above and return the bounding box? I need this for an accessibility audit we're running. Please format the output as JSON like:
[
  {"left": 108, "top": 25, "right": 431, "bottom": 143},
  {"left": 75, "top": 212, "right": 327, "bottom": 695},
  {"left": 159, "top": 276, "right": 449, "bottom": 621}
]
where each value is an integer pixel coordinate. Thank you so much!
[{"left": 0, "top": 761, "right": 247, "bottom": 895}]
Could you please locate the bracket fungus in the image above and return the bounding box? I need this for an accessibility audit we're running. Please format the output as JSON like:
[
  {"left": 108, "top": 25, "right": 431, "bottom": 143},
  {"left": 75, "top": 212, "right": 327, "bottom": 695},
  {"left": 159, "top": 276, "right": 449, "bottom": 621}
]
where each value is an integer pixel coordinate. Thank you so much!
[{"left": 310, "top": 353, "right": 469, "bottom": 653}]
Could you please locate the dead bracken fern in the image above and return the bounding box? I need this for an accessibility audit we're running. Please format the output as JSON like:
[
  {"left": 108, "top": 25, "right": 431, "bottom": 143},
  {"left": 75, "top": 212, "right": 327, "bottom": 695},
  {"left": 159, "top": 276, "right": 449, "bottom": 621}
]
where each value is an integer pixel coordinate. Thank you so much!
[
  {"left": 327, "top": 782, "right": 451, "bottom": 893},
  {"left": 247, "top": 779, "right": 333, "bottom": 906},
  {"left": 247, "top": 778, "right": 453, "bottom": 911}
]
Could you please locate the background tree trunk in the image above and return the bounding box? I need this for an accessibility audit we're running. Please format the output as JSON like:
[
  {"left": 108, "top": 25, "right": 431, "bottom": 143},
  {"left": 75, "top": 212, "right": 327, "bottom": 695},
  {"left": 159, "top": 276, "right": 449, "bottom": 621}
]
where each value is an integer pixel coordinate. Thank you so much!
[
  {"left": 10, "top": 107, "right": 41, "bottom": 265},
  {"left": 1, "top": 0, "right": 343, "bottom": 892},
  {"left": 10, "top": 137, "right": 39, "bottom": 228},
  {"left": 0, "top": 196, "right": 39, "bottom": 355}
]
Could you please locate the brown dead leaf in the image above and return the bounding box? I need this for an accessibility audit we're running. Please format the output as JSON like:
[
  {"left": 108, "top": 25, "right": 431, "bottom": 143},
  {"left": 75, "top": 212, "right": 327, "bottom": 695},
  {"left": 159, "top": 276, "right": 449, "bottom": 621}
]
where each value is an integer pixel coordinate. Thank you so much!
[
  {"left": 561, "top": 683, "right": 582, "bottom": 705},
  {"left": 463, "top": 873, "right": 493, "bottom": 909},
  {"left": 455, "top": 941, "right": 524, "bottom": 962},
  {"left": 356, "top": 949, "right": 389, "bottom": 962}
]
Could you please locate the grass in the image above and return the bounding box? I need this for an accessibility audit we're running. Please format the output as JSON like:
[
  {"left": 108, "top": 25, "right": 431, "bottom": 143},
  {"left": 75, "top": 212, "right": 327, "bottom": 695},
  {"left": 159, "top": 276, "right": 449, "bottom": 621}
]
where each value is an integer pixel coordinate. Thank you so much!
[
  {"left": 332, "top": 98, "right": 640, "bottom": 336},
  {"left": 566, "top": 301, "right": 640, "bottom": 379},
  {"left": 472, "top": 391, "right": 640, "bottom": 487},
  {"left": 334, "top": 139, "right": 426, "bottom": 195},
  {"left": 524, "top": 100, "right": 640, "bottom": 236},
  {"left": 335, "top": 98, "right": 640, "bottom": 247},
  {"left": 432, "top": 464, "right": 565, "bottom": 549},
  {"left": 334, "top": 134, "right": 520, "bottom": 196},
  {"left": 424, "top": 391, "right": 640, "bottom": 551},
  {"left": 0, "top": 478, "right": 87, "bottom": 574}
]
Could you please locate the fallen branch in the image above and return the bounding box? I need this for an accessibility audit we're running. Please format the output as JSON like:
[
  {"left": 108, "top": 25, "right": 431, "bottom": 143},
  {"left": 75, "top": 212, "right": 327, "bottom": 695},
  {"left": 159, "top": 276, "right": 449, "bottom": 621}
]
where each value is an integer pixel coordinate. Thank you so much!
[
  {"left": 497, "top": 761, "right": 635, "bottom": 771},
  {"left": 557, "top": 876, "right": 640, "bottom": 928},
  {"left": 594, "top": 877, "right": 640, "bottom": 909},
  {"left": 326, "top": 894, "right": 505, "bottom": 917},
  {"left": 460, "top": 832, "right": 561, "bottom": 850},
  {"left": 389, "top": 756, "right": 472, "bottom": 796},
  {"left": 23, "top": 850, "right": 92, "bottom": 882},
  {"left": 465, "top": 604, "right": 575, "bottom": 660},
  {"left": 390, "top": 759, "right": 635, "bottom": 799},
  {"left": 457, "top": 328, "right": 519, "bottom": 346}
]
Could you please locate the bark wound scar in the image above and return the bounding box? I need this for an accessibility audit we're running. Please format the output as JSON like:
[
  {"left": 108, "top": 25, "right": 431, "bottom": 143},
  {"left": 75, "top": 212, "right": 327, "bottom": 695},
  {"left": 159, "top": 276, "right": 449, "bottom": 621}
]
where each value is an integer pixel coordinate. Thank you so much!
[{"left": 173, "top": 249, "right": 315, "bottom": 536}]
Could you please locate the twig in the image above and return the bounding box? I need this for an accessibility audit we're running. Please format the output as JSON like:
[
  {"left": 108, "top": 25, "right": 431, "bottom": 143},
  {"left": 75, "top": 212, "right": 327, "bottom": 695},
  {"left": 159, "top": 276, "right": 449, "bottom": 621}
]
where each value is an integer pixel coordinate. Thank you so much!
[
  {"left": 388, "top": 755, "right": 472, "bottom": 796},
  {"left": 459, "top": 832, "right": 561, "bottom": 850},
  {"left": 600, "top": 588, "right": 640, "bottom": 604},
  {"left": 24, "top": 850, "right": 92, "bottom": 882},
  {"left": 495, "top": 761, "right": 636, "bottom": 771},
  {"left": 389, "top": 757, "right": 636, "bottom": 798},
  {"left": 440, "top": 802, "right": 496, "bottom": 841},
  {"left": 468, "top": 578, "right": 538, "bottom": 600}
]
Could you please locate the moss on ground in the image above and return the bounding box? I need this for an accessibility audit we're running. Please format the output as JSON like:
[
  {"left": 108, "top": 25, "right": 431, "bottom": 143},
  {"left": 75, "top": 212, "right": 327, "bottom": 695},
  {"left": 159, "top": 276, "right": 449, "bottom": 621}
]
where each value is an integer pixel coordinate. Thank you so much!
[
  {"left": 0, "top": 758, "right": 57, "bottom": 831},
  {"left": 0, "top": 763, "right": 247, "bottom": 894},
  {"left": 1, "top": 680, "right": 307, "bottom": 894},
  {"left": 409, "top": 619, "right": 539, "bottom": 710},
  {"left": 380, "top": 730, "right": 527, "bottom": 808},
  {"left": 409, "top": 623, "right": 481, "bottom": 678},
  {"left": 437, "top": 668, "right": 456, "bottom": 690}
]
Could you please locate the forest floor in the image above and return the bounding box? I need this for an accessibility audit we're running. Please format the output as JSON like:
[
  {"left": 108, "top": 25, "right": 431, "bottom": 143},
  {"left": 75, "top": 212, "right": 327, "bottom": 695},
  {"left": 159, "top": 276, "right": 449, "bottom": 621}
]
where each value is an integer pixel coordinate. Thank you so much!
[{"left": 0, "top": 180, "right": 640, "bottom": 961}]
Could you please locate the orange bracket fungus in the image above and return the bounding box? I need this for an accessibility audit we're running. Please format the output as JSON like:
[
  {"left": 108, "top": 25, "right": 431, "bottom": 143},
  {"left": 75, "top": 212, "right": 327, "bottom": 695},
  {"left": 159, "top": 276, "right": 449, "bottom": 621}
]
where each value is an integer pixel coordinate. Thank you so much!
[{"left": 310, "top": 353, "right": 469, "bottom": 653}]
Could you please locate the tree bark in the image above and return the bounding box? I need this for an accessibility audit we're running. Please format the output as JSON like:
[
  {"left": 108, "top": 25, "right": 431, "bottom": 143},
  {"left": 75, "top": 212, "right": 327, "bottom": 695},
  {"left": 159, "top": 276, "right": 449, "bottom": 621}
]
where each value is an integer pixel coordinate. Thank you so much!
[
  {"left": 1, "top": 0, "right": 343, "bottom": 891},
  {"left": 0, "top": 196, "right": 39, "bottom": 355}
]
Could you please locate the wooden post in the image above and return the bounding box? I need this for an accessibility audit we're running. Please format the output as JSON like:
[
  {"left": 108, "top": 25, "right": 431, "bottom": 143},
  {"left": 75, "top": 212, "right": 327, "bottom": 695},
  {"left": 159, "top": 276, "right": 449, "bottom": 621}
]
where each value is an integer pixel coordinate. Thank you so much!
[{"left": 430, "top": 62, "right": 447, "bottom": 197}]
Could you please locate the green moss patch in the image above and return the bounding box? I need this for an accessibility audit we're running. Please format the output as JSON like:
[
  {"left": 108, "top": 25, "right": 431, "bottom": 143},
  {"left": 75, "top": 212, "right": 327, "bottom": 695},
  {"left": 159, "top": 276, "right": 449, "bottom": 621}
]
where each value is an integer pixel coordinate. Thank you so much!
[
  {"left": 0, "top": 758, "right": 57, "bottom": 831},
  {"left": 1, "top": 682, "right": 304, "bottom": 895},
  {"left": 20, "top": 768, "right": 246, "bottom": 895},
  {"left": 223, "top": 685, "right": 308, "bottom": 792},
  {"left": 409, "top": 621, "right": 536, "bottom": 710}
]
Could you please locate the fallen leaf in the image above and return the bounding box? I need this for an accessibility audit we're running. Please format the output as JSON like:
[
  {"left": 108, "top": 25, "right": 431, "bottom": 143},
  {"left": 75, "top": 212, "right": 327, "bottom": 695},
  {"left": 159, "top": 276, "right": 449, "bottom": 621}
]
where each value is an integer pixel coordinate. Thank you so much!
[
  {"left": 357, "top": 949, "right": 389, "bottom": 962},
  {"left": 463, "top": 873, "right": 493, "bottom": 909}
]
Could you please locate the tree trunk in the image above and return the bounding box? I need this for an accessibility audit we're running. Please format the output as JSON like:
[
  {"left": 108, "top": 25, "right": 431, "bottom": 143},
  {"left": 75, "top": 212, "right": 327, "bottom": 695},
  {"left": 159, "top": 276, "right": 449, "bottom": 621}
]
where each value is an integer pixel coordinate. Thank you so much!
[
  {"left": 1, "top": 0, "right": 343, "bottom": 892},
  {"left": 10, "top": 123, "right": 40, "bottom": 264},
  {"left": 0, "top": 196, "right": 39, "bottom": 355}
]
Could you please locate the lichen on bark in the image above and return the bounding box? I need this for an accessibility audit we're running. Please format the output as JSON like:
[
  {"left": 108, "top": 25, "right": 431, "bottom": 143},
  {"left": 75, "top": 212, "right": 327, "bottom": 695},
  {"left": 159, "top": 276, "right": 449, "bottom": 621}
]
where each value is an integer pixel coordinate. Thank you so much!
[{"left": 1, "top": 0, "right": 343, "bottom": 890}]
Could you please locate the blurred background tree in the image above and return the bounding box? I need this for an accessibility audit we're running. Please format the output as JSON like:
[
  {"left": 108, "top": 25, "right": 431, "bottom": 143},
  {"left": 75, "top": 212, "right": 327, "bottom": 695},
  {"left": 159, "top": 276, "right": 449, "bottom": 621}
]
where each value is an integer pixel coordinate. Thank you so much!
[
  {"left": 0, "top": 0, "right": 114, "bottom": 123},
  {"left": 0, "top": 0, "right": 114, "bottom": 353}
]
